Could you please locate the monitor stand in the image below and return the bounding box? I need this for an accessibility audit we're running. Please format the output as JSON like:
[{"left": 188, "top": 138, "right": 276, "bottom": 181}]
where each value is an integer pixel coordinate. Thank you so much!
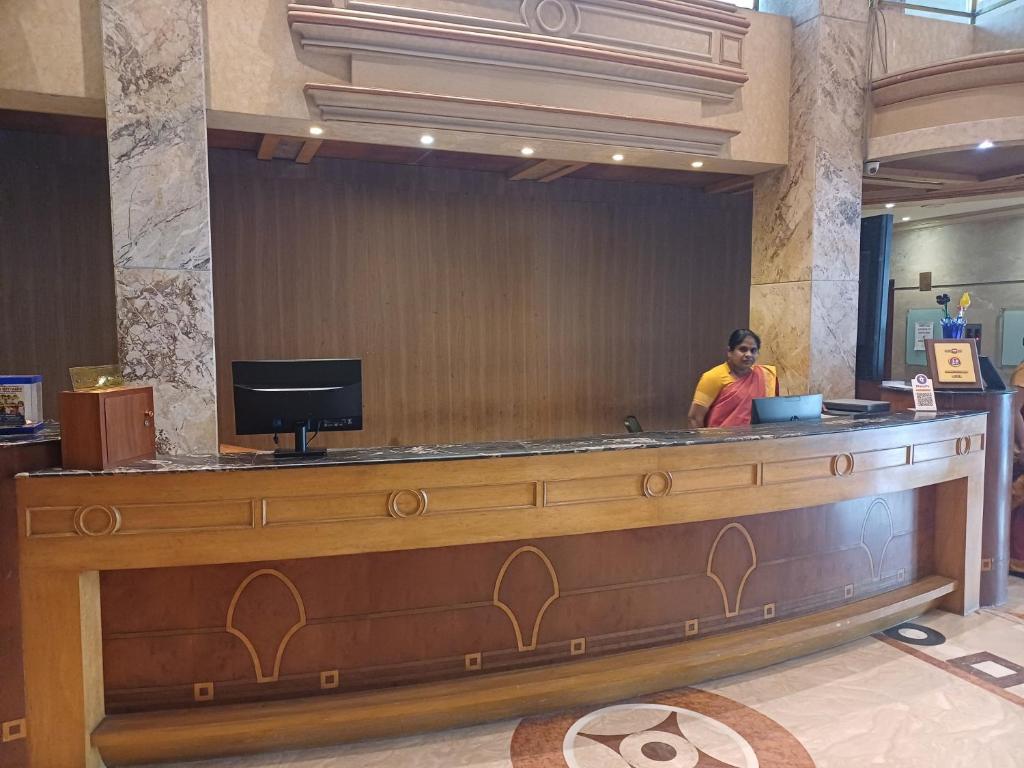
[{"left": 273, "top": 421, "right": 327, "bottom": 459}]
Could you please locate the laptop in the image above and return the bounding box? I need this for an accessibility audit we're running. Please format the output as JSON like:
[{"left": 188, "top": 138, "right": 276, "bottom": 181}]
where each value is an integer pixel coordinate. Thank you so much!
[{"left": 751, "top": 394, "right": 823, "bottom": 424}]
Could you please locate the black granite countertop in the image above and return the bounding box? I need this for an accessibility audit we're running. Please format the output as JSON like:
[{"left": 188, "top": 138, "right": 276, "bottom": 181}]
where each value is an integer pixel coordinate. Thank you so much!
[
  {"left": 0, "top": 421, "right": 60, "bottom": 448},
  {"left": 19, "top": 410, "right": 985, "bottom": 478}
]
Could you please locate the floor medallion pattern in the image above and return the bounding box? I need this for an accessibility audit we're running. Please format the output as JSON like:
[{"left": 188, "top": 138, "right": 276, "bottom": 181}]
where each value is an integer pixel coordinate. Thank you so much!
[{"left": 510, "top": 688, "right": 814, "bottom": 768}]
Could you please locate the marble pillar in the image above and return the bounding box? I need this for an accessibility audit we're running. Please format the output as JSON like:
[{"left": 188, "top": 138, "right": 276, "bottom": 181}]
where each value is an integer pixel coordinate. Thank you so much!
[
  {"left": 100, "top": 0, "right": 217, "bottom": 454},
  {"left": 751, "top": 1, "right": 869, "bottom": 398}
]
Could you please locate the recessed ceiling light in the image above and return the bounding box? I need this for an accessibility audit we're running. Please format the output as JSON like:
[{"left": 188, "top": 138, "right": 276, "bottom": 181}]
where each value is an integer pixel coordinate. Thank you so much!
[
  {"left": 901, "top": 216, "right": 911, "bottom": 222},
  {"left": 309, "top": 126, "right": 324, "bottom": 136},
  {"left": 691, "top": 161, "right": 704, "bottom": 169},
  {"left": 420, "top": 134, "right": 435, "bottom": 146},
  {"left": 978, "top": 140, "right": 995, "bottom": 150},
  {"left": 521, "top": 146, "right": 535, "bottom": 156},
  {"left": 612, "top": 153, "right": 625, "bottom": 162},
  {"left": 885, "top": 203, "right": 895, "bottom": 209}
]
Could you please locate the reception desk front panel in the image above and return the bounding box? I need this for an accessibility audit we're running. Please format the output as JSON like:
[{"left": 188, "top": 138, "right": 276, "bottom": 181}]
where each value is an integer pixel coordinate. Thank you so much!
[
  {"left": 15, "top": 412, "right": 986, "bottom": 767},
  {"left": 100, "top": 489, "right": 933, "bottom": 712}
]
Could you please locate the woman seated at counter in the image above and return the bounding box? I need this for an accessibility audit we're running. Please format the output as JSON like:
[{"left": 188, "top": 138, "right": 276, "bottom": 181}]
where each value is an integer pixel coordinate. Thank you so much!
[{"left": 688, "top": 329, "right": 779, "bottom": 428}]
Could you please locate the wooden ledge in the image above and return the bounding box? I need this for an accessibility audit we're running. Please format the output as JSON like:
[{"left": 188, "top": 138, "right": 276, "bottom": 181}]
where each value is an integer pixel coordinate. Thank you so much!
[{"left": 93, "top": 576, "right": 955, "bottom": 766}]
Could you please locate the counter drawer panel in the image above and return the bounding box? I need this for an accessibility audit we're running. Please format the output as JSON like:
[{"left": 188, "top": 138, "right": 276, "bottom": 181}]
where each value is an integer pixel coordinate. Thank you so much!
[
  {"left": 544, "top": 475, "right": 644, "bottom": 506},
  {"left": 27, "top": 500, "right": 256, "bottom": 538},
  {"left": 668, "top": 463, "right": 758, "bottom": 494},
  {"left": 262, "top": 493, "right": 392, "bottom": 527},
  {"left": 913, "top": 434, "right": 984, "bottom": 463},
  {"left": 424, "top": 482, "right": 538, "bottom": 515}
]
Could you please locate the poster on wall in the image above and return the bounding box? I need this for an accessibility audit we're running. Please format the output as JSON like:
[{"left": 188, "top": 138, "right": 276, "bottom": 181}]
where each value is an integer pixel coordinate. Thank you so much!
[
  {"left": 1000, "top": 309, "right": 1024, "bottom": 367},
  {"left": 913, "top": 321, "right": 934, "bottom": 351},
  {"left": 905, "top": 308, "right": 943, "bottom": 367}
]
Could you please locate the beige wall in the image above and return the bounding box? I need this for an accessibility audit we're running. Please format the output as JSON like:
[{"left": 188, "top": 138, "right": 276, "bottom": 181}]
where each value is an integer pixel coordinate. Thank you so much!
[
  {"left": 871, "top": 2, "right": 1024, "bottom": 79},
  {"left": 0, "top": 0, "right": 103, "bottom": 114},
  {"left": 975, "top": 1, "right": 1024, "bottom": 53},
  {"left": 0, "top": 0, "right": 792, "bottom": 170},
  {"left": 872, "top": 8, "right": 975, "bottom": 76},
  {"left": 890, "top": 211, "right": 1024, "bottom": 382}
]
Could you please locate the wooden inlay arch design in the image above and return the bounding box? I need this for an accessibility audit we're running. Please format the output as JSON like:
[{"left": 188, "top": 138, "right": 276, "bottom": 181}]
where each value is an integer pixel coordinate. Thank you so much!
[
  {"left": 493, "top": 546, "right": 560, "bottom": 652},
  {"left": 706, "top": 522, "right": 757, "bottom": 618},
  {"left": 226, "top": 569, "right": 308, "bottom": 683},
  {"left": 859, "top": 498, "right": 895, "bottom": 581}
]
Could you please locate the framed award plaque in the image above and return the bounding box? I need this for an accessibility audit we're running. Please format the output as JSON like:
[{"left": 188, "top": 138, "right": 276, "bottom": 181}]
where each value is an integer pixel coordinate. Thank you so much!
[{"left": 924, "top": 338, "right": 984, "bottom": 390}]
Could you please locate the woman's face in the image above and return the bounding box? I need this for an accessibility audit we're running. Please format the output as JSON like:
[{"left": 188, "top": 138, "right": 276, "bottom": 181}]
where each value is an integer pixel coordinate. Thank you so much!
[{"left": 727, "top": 336, "right": 759, "bottom": 373}]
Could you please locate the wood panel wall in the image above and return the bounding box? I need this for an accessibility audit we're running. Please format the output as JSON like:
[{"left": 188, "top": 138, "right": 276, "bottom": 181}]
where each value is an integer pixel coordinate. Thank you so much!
[
  {"left": 0, "top": 130, "right": 117, "bottom": 420},
  {"left": 210, "top": 150, "right": 753, "bottom": 449},
  {"left": 0, "top": 134, "right": 752, "bottom": 447}
]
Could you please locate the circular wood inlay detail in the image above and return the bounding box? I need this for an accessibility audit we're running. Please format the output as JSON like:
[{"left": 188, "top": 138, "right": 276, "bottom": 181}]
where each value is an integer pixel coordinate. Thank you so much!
[
  {"left": 388, "top": 489, "right": 428, "bottom": 518},
  {"left": 956, "top": 436, "right": 972, "bottom": 456},
  {"left": 511, "top": 687, "right": 815, "bottom": 767},
  {"left": 643, "top": 471, "right": 673, "bottom": 498},
  {"left": 74, "top": 505, "right": 122, "bottom": 536},
  {"left": 831, "top": 453, "right": 855, "bottom": 477}
]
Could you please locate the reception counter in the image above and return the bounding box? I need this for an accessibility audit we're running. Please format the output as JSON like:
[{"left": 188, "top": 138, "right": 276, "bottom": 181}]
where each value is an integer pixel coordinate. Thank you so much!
[
  {"left": 0, "top": 425, "right": 60, "bottom": 768},
  {"left": 16, "top": 411, "right": 986, "bottom": 767}
]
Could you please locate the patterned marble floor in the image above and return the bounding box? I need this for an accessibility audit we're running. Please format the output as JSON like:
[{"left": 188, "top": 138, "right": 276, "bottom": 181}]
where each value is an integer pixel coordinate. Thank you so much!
[{"left": 148, "top": 577, "right": 1024, "bottom": 768}]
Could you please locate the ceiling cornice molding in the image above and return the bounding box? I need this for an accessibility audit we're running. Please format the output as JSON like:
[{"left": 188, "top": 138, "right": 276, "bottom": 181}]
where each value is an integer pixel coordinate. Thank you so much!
[
  {"left": 304, "top": 84, "right": 739, "bottom": 156},
  {"left": 288, "top": 0, "right": 749, "bottom": 102}
]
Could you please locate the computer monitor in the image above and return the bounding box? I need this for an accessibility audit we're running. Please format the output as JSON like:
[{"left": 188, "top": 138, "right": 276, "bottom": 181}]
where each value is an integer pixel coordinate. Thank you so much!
[
  {"left": 751, "top": 394, "right": 823, "bottom": 425},
  {"left": 979, "top": 356, "right": 1007, "bottom": 391},
  {"left": 232, "top": 359, "right": 362, "bottom": 458}
]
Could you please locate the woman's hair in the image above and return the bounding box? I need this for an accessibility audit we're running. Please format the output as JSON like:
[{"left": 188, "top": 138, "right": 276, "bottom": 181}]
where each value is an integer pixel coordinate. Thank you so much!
[{"left": 728, "top": 328, "right": 761, "bottom": 351}]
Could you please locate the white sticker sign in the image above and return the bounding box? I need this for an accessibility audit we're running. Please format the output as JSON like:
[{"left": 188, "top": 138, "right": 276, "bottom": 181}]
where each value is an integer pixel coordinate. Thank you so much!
[
  {"left": 912, "top": 373, "right": 937, "bottom": 412},
  {"left": 913, "top": 321, "right": 934, "bottom": 352}
]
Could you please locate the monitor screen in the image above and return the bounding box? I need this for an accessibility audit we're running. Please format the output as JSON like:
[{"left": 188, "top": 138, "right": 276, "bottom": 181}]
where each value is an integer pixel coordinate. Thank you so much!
[
  {"left": 751, "top": 394, "right": 822, "bottom": 425},
  {"left": 232, "top": 359, "right": 363, "bottom": 437}
]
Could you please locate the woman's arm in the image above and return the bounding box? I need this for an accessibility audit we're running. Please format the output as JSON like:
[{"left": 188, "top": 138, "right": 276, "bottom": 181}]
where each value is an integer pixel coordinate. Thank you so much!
[
  {"left": 688, "top": 402, "right": 708, "bottom": 429},
  {"left": 1012, "top": 368, "right": 1024, "bottom": 455}
]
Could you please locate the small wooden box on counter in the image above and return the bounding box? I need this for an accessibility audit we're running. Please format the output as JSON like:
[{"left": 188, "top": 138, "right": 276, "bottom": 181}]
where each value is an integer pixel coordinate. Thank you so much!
[{"left": 59, "top": 386, "right": 156, "bottom": 470}]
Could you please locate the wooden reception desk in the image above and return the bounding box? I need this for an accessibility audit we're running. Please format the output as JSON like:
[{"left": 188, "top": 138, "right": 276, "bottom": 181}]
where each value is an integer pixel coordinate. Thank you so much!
[{"left": 16, "top": 411, "right": 985, "bottom": 767}]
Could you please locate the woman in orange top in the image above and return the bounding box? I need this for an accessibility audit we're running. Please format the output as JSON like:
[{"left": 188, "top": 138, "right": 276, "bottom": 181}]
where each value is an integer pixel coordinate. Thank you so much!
[
  {"left": 688, "top": 329, "right": 778, "bottom": 428},
  {"left": 1011, "top": 361, "right": 1024, "bottom": 574}
]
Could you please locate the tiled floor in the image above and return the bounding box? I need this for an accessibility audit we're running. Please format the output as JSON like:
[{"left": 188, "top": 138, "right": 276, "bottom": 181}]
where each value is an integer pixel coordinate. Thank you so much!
[{"left": 149, "top": 577, "right": 1024, "bottom": 768}]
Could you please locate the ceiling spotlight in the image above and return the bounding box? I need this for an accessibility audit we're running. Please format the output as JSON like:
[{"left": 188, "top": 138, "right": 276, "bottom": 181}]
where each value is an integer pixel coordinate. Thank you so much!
[
  {"left": 309, "top": 126, "right": 324, "bottom": 136},
  {"left": 901, "top": 216, "right": 911, "bottom": 222},
  {"left": 521, "top": 146, "right": 535, "bottom": 156},
  {"left": 691, "top": 161, "right": 704, "bottom": 169},
  {"left": 885, "top": 203, "right": 895, "bottom": 209},
  {"left": 978, "top": 139, "right": 995, "bottom": 150},
  {"left": 420, "top": 134, "right": 435, "bottom": 146},
  {"left": 612, "top": 153, "right": 625, "bottom": 162}
]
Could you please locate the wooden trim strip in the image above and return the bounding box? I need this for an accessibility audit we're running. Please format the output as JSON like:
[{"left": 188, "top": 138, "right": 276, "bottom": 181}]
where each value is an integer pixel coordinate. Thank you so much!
[{"left": 92, "top": 576, "right": 955, "bottom": 766}]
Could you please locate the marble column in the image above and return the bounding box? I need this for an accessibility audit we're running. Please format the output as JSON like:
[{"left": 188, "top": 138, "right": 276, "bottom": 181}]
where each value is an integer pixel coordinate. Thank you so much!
[
  {"left": 100, "top": 0, "right": 217, "bottom": 454},
  {"left": 750, "top": 1, "right": 869, "bottom": 398}
]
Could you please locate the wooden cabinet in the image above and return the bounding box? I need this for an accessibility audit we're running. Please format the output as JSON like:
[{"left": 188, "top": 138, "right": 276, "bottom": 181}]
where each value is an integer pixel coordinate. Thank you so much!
[{"left": 59, "top": 387, "right": 156, "bottom": 470}]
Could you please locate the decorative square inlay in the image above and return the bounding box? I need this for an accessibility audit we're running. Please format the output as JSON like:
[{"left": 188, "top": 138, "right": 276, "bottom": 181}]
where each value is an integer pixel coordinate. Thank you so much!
[
  {"left": 949, "top": 652, "right": 1024, "bottom": 688},
  {"left": 465, "top": 652, "right": 482, "bottom": 671},
  {"left": 973, "top": 660, "right": 1017, "bottom": 678},
  {"left": 193, "top": 682, "right": 215, "bottom": 702},
  {"left": 763, "top": 603, "right": 776, "bottom": 620},
  {"left": 320, "top": 670, "right": 340, "bottom": 689},
  {"left": 685, "top": 619, "right": 699, "bottom": 637},
  {"left": 2, "top": 718, "right": 26, "bottom": 742},
  {"left": 981, "top": 558, "right": 993, "bottom": 572},
  {"left": 844, "top": 584, "right": 855, "bottom": 599},
  {"left": 570, "top": 637, "right": 586, "bottom": 656}
]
